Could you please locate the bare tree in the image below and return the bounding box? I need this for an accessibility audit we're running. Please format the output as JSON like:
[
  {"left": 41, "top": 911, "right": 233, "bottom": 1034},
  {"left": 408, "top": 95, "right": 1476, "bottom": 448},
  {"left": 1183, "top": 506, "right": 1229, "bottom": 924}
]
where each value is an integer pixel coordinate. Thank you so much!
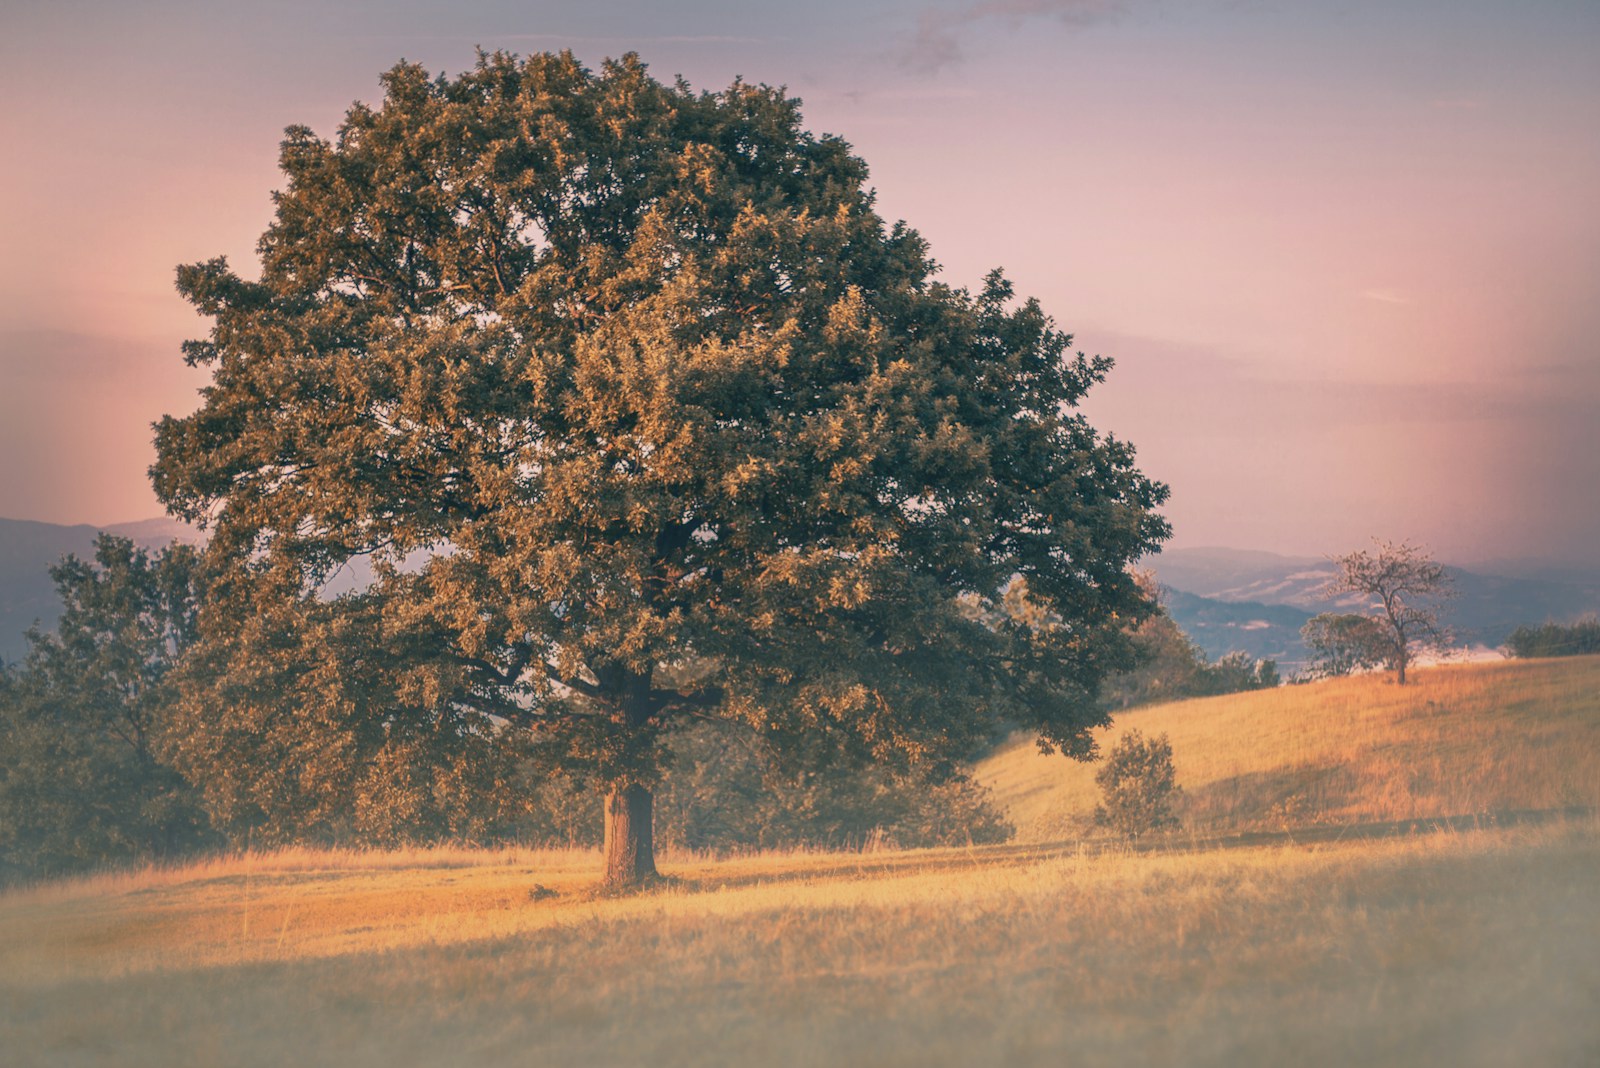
[{"left": 1322, "top": 541, "right": 1454, "bottom": 685}]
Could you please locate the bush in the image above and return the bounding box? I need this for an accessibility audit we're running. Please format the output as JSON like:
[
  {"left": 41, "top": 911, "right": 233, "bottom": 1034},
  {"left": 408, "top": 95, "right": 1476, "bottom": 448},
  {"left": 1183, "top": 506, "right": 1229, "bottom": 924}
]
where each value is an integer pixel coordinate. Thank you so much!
[
  {"left": 0, "top": 539, "right": 218, "bottom": 886},
  {"left": 1506, "top": 618, "right": 1600, "bottom": 659},
  {"left": 0, "top": 669, "right": 216, "bottom": 886},
  {"left": 1093, "top": 729, "right": 1182, "bottom": 837}
]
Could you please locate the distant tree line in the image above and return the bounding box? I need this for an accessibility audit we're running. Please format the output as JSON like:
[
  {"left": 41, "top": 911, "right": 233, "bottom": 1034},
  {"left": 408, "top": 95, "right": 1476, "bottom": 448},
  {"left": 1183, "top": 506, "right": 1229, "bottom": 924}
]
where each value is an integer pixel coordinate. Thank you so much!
[
  {"left": 0, "top": 538, "right": 216, "bottom": 884},
  {"left": 1098, "top": 579, "right": 1279, "bottom": 711},
  {"left": 1505, "top": 619, "right": 1600, "bottom": 660}
]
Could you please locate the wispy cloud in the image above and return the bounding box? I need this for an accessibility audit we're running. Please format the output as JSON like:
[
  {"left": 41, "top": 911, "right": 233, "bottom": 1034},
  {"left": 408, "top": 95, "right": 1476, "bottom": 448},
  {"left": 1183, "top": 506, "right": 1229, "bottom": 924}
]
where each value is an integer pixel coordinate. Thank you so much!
[
  {"left": 901, "top": 0, "right": 1129, "bottom": 74},
  {"left": 1359, "top": 288, "right": 1412, "bottom": 305},
  {"left": 424, "top": 33, "right": 765, "bottom": 47},
  {"left": 832, "top": 86, "right": 985, "bottom": 106}
]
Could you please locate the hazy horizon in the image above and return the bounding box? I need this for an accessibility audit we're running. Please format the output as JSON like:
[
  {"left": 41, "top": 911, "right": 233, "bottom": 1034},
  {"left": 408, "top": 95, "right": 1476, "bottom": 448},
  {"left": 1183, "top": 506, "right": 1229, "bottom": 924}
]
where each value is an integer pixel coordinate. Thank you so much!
[{"left": 3, "top": 0, "right": 1597, "bottom": 565}]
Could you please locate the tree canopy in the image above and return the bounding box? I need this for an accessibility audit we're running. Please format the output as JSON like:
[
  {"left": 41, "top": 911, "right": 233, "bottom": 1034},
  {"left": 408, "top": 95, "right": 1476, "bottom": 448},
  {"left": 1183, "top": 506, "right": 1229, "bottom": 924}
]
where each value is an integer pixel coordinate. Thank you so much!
[
  {"left": 151, "top": 51, "right": 1169, "bottom": 884},
  {"left": 1299, "top": 612, "right": 1390, "bottom": 679}
]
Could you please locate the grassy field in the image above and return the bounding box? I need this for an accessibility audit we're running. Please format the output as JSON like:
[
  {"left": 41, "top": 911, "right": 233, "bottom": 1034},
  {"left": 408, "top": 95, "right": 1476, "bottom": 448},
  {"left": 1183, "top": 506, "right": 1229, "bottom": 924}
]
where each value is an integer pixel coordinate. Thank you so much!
[
  {"left": 3, "top": 657, "right": 1598, "bottom": 1066},
  {"left": 975, "top": 656, "right": 1600, "bottom": 840}
]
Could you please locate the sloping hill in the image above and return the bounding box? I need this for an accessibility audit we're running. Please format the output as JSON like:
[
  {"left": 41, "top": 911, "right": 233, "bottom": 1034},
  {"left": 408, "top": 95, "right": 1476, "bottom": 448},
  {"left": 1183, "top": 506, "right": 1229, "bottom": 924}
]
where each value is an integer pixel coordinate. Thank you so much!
[{"left": 975, "top": 656, "right": 1600, "bottom": 842}]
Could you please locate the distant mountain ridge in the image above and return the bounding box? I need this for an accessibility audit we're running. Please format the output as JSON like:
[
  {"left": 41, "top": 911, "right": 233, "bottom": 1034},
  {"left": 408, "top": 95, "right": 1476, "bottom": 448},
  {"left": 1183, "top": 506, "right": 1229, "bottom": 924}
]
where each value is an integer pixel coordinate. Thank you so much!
[
  {"left": 1149, "top": 546, "right": 1600, "bottom": 672},
  {"left": 1158, "top": 588, "right": 1315, "bottom": 669},
  {"left": 1144, "top": 547, "right": 1331, "bottom": 607}
]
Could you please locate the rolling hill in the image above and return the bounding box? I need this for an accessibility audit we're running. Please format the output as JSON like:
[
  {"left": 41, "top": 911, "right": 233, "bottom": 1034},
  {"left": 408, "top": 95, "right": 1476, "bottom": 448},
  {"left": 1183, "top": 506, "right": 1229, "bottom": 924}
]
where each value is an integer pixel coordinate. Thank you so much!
[{"left": 973, "top": 655, "right": 1600, "bottom": 841}]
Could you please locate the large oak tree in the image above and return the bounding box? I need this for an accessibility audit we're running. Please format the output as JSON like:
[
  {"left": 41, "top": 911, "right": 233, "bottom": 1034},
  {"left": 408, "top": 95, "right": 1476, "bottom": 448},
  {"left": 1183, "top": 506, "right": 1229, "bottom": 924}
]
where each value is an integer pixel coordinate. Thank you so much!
[{"left": 152, "top": 52, "right": 1169, "bottom": 885}]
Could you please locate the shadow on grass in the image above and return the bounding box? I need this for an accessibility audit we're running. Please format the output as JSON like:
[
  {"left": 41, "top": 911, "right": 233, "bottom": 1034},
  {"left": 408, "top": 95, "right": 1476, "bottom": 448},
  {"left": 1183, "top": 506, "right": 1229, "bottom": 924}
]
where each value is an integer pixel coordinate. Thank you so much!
[
  {"left": 1182, "top": 764, "right": 1360, "bottom": 828},
  {"left": 662, "top": 806, "right": 1597, "bottom": 894}
]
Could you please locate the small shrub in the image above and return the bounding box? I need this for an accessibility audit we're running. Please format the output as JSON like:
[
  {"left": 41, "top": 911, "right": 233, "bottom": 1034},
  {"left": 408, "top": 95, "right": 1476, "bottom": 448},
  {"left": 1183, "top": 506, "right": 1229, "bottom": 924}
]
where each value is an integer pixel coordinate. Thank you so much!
[{"left": 1094, "top": 729, "right": 1182, "bottom": 837}]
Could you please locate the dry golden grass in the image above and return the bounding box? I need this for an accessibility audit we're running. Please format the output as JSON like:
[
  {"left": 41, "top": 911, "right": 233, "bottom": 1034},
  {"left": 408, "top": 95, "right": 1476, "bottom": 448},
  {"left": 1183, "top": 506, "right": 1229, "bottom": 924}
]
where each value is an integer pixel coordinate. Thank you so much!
[
  {"left": 4, "top": 656, "right": 1598, "bottom": 1066},
  {"left": 977, "top": 656, "right": 1600, "bottom": 841},
  {"left": 3, "top": 823, "right": 1597, "bottom": 1066}
]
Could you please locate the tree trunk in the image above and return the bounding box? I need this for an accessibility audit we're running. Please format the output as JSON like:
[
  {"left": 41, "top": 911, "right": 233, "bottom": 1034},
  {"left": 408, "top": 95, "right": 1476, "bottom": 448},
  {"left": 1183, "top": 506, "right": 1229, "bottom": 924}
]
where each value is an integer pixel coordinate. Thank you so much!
[
  {"left": 603, "top": 782, "right": 657, "bottom": 886},
  {"left": 596, "top": 664, "right": 660, "bottom": 887}
]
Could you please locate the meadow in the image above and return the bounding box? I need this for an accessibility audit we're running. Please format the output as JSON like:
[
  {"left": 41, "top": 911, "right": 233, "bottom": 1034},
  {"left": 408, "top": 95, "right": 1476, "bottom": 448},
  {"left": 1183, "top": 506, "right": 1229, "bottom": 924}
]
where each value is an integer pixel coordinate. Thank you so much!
[
  {"left": 3, "top": 658, "right": 1598, "bottom": 1066},
  {"left": 976, "top": 656, "right": 1600, "bottom": 839}
]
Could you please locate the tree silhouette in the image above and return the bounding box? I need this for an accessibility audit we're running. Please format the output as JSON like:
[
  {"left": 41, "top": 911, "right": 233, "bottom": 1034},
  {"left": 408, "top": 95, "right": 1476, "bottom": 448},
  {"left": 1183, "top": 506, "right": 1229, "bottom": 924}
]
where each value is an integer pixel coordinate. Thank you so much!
[{"left": 1322, "top": 541, "right": 1453, "bottom": 685}]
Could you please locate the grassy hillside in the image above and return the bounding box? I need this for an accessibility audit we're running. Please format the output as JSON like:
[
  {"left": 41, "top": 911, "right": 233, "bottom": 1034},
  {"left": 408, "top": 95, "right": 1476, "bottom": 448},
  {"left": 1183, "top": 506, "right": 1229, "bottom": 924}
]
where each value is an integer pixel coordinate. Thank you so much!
[
  {"left": 976, "top": 656, "right": 1600, "bottom": 841},
  {"left": 3, "top": 656, "right": 1598, "bottom": 1066}
]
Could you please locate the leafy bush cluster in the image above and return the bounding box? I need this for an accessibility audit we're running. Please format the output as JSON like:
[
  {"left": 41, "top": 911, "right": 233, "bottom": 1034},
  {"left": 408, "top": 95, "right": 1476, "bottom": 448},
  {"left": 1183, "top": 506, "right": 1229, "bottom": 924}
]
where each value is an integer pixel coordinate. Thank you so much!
[
  {"left": 1506, "top": 619, "right": 1600, "bottom": 659},
  {"left": 1196, "top": 651, "right": 1282, "bottom": 695},
  {"left": 1299, "top": 612, "right": 1392, "bottom": 680},
  {"left": 653, "top": 722, "right": 1012, "bottom": 852},
  {"left": 1093, "top": 729, "right": 1182, "bottom": 837}
]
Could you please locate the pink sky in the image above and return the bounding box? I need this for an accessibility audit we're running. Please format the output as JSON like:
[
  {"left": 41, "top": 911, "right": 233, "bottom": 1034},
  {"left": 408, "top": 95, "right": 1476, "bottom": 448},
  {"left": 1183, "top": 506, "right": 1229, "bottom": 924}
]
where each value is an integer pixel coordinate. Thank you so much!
[{"left": 3, "top": 1, "right": 1597, "bottom": 565}]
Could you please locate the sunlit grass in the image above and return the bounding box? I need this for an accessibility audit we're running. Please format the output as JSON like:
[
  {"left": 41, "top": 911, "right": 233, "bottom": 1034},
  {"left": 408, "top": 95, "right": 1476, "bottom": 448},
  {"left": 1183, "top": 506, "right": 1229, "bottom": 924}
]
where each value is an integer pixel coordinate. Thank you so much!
[
  {"left": 3, "top": 822, "right": 1596, "bottom": 1066},
  {"left": 977, "top": 656, "right": 1600, "bottom": 840}
]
